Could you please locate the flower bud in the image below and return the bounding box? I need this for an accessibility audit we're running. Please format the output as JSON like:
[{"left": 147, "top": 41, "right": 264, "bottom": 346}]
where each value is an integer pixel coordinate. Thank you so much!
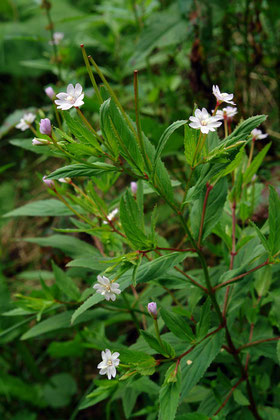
[
  {"left": 147, "top": 302, "right": 157, "bottom": 318},
  {"left": 130, "top": 182, "right": 137, "bottom": 195},
  {"left": 32, "top": 138, "right": 49, "bottom": 145},
  {"left": 42, "top": 175, "right": 55, "bottom": 188},
  {"left": 45, "top": 86, "right": 55, "bottom": 100},
  {"left": 40, "top": 118, "right": 52, "bottom": 136},
  {"left": 58, "top": 177, "right": 71, "bottom": 183}
]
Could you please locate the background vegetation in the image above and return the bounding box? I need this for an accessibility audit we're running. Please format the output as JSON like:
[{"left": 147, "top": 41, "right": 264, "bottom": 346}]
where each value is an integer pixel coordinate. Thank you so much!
[{"left": 1, "top": 0, "right": 280, "bottom": 419}]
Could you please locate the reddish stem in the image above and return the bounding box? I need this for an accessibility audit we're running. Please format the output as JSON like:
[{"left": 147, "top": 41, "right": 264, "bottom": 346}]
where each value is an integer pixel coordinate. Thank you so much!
[
  {"left": 238, "top": 336, "right": 280, "bottom": 352},
  {"left": 197, "top": 183, "right": 213, "bottom": 249},
  {"left": 213, "top": 260, "right": 270, "bottom": 291},
  {"left": 212, "top": 377, "right": 244, "bottom": 417}
]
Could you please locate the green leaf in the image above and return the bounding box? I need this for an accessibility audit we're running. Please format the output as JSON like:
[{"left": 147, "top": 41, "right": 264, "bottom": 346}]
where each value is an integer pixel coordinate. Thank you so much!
[
  {"left": 24, "top": 234, "right": 98, "bottom": 258},
  {"left": 153, "top": 120, "right": 187, "bottom": 171},
  {"left": 243, "top": 143, "right": 271, "bottom": 185},
  {"left": 196, "top": 298, "right": 211, "bottom": 340},
  {"left": 120, "top": 189, "right": 151, "bottom": 249},
  {"left": 181, "top": 329, "right": 224, "bottom": 399},
  {"left": 159, "top": 363, "right": 182, "bottom": 420},
  {"left": 250, "top": 222, "right": 270, "bottom": 253},
  {"left": 277, "top": 340, "right": 280, "bottom": 366},
  {"left": 254, "top": 264, "right": 272, "bottom": 297},
  {"left": 63, "top": 111, "right": 102, "bottom": 152},
  {"left": 190, "top": 178, "right": 228, "bottom": 241},
  {"left": 51, "top": 261, "right": 80, "bottom": 301},
  {"left": 140, "top": 330, "right": 175, "bottom": 357},
  {"left": 268, "top": 186, "right": 280, "bottom": 255},
  {"left": 107, "top": 99, "right": 144, "bottom": 173},
  {"left": 226, "top": 115, "right": 267, "bottom": 144},
  {"left": 233, "top": 389, "right": 250, "bottom": 406},
  {"left": 184, "top": 125, "right": 199, "bottom": 166},
  {"left": 3, "top": 199, "right": 84, "bottom": 217},
  {"left": 212, "top": 147, "right": 245, "bottom": 181},
  {"left": 100, "top": 98, "right": 120, "bottom": 158},
  {"left": 0, "top": 372, "right": 45, "bottom": 407},
  {"left": 160, "top": 307, "right": 195, "bottom": 342},
  {"left": 43, "top": 373, "right": 77, "bottom": 408},
  {"left": 47, "top": 163, "right": 119, "bottom": 180},
  {"left": 71, "top": 253, "right": 184, "bottom": 322}
]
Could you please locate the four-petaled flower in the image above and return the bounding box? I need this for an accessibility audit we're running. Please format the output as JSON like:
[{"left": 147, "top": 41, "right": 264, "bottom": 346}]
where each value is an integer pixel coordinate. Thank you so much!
[
  {"left": 189, "top": 108, "right": 222, "bottom": 134},
  {"left": 251, "top": 128, "right": 268, "bottom": 141},
  {"left": 93, "top": 275, "right": 121, "bottom": 301},
  {"left": 216, "top": 106, "right": 238, "bottom": 121},
  {"left": 97, "top": 349, "right": 120, "bottom": 379},
  {"left": 16, "top": 113, "right": 36, "bottom": 131},
  {"left": 212, "top": 85, "right": 235, "bottom": 105},
  {"left": 55, "top": 83, "right": 84, "bottom": 110}
]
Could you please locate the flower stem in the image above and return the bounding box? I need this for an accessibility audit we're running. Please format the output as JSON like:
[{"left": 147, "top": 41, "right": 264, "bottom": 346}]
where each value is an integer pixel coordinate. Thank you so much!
[
  {"left": 247, "top": 138, "right": 255, "bottom": 168},
  {"left": 80, "top": 44, "right": 103, "bottom": 104}
]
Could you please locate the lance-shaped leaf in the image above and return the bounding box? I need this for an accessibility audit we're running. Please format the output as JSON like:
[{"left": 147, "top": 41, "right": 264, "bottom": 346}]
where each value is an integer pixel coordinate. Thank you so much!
[
  {"left": 268, "top": 186, "right": 280, "bottom": 255},
  {"left": 47, "top": 163, "right": 119, "bottom": 179},
  {"left": 63, "top": 111, "right": 102, "bottom": 152},
  {"left": 159, "top": 363, "right": 182, "bottom": 420},
  {"left": 243, "top": 142, "right": 271, "bottom": 186}
]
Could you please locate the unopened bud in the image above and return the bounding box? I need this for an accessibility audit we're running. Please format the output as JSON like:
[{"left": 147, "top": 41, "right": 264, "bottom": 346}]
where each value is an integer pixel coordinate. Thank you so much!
[
  {"left": 147, "top": 302, "right": 157, "bottom": 318},
  {"left": 40, "top": 118, "right": 52, "bottom": 136},
  {"left": 42, "top": 175, "right": 55, "bottom": 188},
  {"left": 32, "top": 138, "right": 49, "bottom": 145},
  {"left": 130, "top": 181, "right": 137, "bottom": 195},
  {"left": 58, "top": 177, "right": 71, "bottom": 183},
  {"left": 45, "top": 86, "right": 55, "bottom": 100}
]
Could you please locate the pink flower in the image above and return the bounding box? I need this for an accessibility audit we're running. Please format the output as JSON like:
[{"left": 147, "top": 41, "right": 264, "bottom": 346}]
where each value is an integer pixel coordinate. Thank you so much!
[
  {"left": 212, "top": 85, "right": 235, "bottom": 105},
  {"left": 45, "top": 87, "right": 55, "bottom": 100},
  {"left": 40, "top": 118, "right": 52, "bottom": 136},
  {"left": 42, "top": 176, "right": 55, "bottom": 188},
  {"left": 251, "top": 129, "right": 268, "bottom": 141},
  {"left": 16, "top": 113, "right": 36, "bottom": 131},
  {"left": 189, "top": 108, "right": 222, "bottom": 134},
  {"left": 55, "top": 83, "right": 84, "bottom": 110}
]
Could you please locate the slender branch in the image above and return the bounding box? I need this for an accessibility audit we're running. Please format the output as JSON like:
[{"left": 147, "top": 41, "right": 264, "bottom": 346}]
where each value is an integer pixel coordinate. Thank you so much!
[
  {"left": 238, "top": 336, "right": 280, "bottom": 352},
  {"left": 80, "top": 44, "right": 103, "bottom": 104},
  {"left": 247, "top": 138, "right": 255, "bottom": 168},
  {"left": 212, "top": 377, "right": 244, "bottom": 417},
  {"left": 197, "top": 183, "right": 213, "bottom": 249},
  {"left": 214, "top": 260, "right": 270, "bottom": 291}
]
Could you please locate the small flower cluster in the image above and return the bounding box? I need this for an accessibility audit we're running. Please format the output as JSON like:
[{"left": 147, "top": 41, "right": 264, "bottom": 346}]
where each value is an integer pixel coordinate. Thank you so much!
[{"left": 93, "top": 275, "right": 121, "bottom": 301}]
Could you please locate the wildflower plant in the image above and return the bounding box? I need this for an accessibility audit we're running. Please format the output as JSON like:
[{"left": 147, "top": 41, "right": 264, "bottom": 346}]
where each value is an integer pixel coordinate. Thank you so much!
[{"left": 4, "top": 44, "right": 280, "bottom": 420}]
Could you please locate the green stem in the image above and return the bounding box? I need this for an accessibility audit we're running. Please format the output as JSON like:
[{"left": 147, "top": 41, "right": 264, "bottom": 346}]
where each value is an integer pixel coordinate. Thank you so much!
[
  {"left": 153, "top": 318, "right": 164, "bottom": 347},
  {"left": 88, "top": 55, "right": 138, "bottom": 139},
  {"left": 134, "top": 70, "right": 151, "bottom": 171},
  {"left": 80, "top": 44, "right": 103, "bottom": 104}
]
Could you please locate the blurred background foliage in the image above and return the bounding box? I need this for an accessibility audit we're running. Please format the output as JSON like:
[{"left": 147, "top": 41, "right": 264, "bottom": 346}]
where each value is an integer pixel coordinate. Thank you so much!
[{"left": 1, "top": 0, "right": 280, "bottom": 418}]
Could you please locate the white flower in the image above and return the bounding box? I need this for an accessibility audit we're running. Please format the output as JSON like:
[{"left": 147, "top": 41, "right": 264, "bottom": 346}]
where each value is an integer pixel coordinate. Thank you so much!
[
  {"left": 251, "top": 128, "right": 268, "bottom": 141},
  {"left": 216, "top": 106, "right": 238, "bottom": 120},
  {"left": 97, "top": 349, "right": 120, "bottom": 379},
  {"left": 212, "top": 85, "right": 235, "bottom": 105},
  {"left": 32, "top": 138, "right": 49, "bottom": 145},
  {"left": 16, "top": 113, "right": 36, "bottom": 131},
  {"left": 49, "top": 32, "right": 64, "bottom": 45},
  {"left": 189, "top": 108, "right": 222, "bottom": 134},
  {"left": 58, "top": 177, "right": 71, "bottom": 183},
  {"left": 93, "top": 275, "right": 121, "bottom": 301},
  {"left": 54, "top": 83, "right": 84, "bottom": 110},
  {"left": 103, "top": 208, "right": 118, "bottom": 225}
]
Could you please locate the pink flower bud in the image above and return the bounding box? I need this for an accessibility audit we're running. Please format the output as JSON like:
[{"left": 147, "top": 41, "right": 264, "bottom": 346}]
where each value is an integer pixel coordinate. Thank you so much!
[
  {"left": 42, "top": 175, "right": 55, "bottom": 188},
  {"left": 45, "top": 86, "right": 55, "bottom": 100},
  {"left": 32, "top": 138, "right": 43, "bottom": 145},
  {"left": 40, "top": 118, "right": 52, "bottom": 136},
  {"left": 130, "top": 182, "right": 137, "bottom": 194},
  {"left": 147, "top": 302, "right": 157, "bottom": 318}
]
